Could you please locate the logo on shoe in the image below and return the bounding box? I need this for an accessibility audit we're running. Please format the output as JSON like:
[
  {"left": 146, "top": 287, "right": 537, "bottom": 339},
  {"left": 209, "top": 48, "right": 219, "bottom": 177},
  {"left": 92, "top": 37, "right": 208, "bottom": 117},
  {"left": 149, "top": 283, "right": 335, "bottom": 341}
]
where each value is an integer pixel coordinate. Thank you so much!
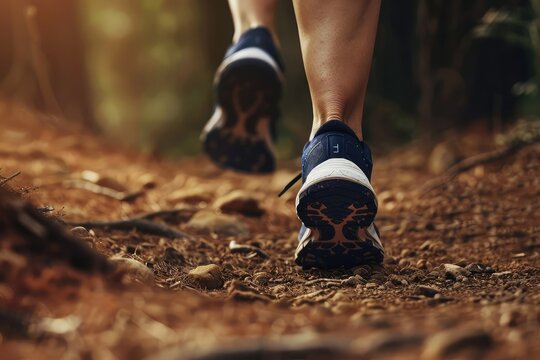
[{"left": 328, "top": 135, "right": 344, "bottom": 156}]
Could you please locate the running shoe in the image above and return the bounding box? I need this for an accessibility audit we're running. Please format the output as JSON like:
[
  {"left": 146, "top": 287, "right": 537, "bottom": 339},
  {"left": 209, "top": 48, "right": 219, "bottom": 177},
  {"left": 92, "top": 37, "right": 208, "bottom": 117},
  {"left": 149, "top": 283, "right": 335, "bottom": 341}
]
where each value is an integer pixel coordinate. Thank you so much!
[
  {"left": 281, "top": 120, "right": 384, "bottom": 269},
  {"left": 202, "top": 27, "right": 284, "bottom": 173}
]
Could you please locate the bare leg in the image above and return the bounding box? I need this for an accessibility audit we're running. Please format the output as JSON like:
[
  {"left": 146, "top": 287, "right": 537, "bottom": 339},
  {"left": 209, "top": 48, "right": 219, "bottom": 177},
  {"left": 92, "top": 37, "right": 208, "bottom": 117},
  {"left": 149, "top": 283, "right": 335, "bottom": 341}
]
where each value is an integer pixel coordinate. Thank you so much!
[
  {"left": 293, "top": 0, "right": 381, "bottom": 139},
  {"left": 228, "top": 0, "right": 279, "bottom": 43}
]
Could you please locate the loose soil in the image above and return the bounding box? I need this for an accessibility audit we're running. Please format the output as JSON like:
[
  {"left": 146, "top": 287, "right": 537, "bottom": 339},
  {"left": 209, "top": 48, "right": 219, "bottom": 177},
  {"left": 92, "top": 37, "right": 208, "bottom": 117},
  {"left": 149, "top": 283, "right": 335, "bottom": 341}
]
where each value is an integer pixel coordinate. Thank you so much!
[{"left": 1, "top": 103, "right": 539, "bottom": 360}]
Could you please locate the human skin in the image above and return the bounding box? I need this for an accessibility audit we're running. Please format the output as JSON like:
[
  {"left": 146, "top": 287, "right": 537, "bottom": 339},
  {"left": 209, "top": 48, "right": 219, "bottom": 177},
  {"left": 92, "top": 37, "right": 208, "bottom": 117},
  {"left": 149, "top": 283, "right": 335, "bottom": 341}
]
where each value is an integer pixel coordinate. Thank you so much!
[
  {"left": 228, "top": 0, "right": 279, "bottom": 44},
  {"left": 293, "top": 0, "right": 381, "bottom": 139},
  {"left": 228, "top": 0, "right": 381, "bottom": 140}
]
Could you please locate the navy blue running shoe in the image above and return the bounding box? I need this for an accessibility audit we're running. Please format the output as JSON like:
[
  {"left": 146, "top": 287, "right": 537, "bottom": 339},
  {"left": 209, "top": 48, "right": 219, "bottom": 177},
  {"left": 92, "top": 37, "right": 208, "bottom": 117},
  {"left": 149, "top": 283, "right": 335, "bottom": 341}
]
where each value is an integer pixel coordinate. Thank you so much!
[
  {"left": 281, "top": 120, "right": 384, "bottom": 269},
  {"left": 202, "top": 27, "right": 284, "bottom": 173}
]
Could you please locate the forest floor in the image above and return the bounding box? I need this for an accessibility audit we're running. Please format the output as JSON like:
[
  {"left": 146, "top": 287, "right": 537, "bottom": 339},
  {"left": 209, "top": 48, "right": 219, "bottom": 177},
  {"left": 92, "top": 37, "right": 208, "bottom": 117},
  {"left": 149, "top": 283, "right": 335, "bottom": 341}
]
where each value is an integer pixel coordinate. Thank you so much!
[{"left": 1, "top": 102, "right": 539, "bottom": 360}]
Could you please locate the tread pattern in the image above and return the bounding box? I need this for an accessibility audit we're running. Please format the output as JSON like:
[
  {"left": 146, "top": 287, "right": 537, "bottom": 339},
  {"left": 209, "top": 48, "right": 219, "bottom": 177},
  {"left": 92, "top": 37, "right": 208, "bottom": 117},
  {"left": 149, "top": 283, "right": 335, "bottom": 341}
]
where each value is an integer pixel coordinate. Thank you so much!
[
  {"left": 295, "top": 179, "right": 383, "bottom": 269},
  {"left": 203, "top": 58, "right": 281, "bottom": 173}
]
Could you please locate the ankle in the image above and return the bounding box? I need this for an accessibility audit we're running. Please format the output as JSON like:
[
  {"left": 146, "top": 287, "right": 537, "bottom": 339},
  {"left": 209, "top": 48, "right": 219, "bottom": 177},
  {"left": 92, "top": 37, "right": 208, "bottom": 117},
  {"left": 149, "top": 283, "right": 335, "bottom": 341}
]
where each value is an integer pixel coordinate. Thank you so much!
[
  {"left": 233, "top": 24, "right": 280, "bottom": 47},
  {"left": 310, "top": 117, "right": 363, "bottom": 141}
]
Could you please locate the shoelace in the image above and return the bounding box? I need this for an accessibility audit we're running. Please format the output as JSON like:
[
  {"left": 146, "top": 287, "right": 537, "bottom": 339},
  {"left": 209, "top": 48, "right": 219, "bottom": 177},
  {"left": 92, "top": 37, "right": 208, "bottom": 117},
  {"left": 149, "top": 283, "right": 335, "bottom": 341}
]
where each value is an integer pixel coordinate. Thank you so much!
[{"left": 278, "top": 173, "right": 302, "bottom": 197}]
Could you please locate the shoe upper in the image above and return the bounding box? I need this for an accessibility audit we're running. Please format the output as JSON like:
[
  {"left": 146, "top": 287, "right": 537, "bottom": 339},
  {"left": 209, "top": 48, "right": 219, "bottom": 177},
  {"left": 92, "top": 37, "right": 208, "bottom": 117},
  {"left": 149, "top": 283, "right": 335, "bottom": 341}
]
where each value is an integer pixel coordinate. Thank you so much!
[
  {"left": 301, "top": 120, "right": 373, "bottom": 182},
  {"left": 225, "top": 27, "right": 285, "bottom": 73},
  {"left": 296, "top": 120, "right": 378, "bottom": 246}
]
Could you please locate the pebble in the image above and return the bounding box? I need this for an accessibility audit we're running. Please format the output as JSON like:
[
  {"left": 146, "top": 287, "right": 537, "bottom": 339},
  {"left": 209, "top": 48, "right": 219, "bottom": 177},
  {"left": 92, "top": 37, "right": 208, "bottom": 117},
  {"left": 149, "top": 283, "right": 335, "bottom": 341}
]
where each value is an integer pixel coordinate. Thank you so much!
[
  {"left": 186, "top": 211, "right": 249, "bottom": 237},
  {"left": 214, "top": 190, "right": 264, "bottom": 217},
  {"left": 252, "top": 272, "right": 270, "bottom": 286},
  {"left": 162, "top": 247, "right": 185, "bottom": 266},
  {"left": 400, "top": 249, "right": 415, "bottom": 258},
  {"left": 492, "top": 271, "right": 512, "bottom": 278},
  {"left": 70, "top": 226, "right": 91, "bottom": 239},
  {"left": 455, "top": 259, "right": 468, "bottom": 267},
  {"left": 416, "top": 259, "right": 427, "bottom": 270},
  {"left": 414, "top": 285, "right": 440, "bottom": 298},
  {"left": 419, "top": 240, "right": 433, "bottom": 251},
  {"left": 352, "top": 265, "right": 372, "bottom": 279},
  {"left": 342, "top": 275, "right": 365, "bottom": 286},
  {"left": 443, "top": 264, "right": 470, "bottom": 280},
  {"left": 422, "top": 328, "right": 493, "bottom": 359},
  {"left": 187, "top": 264, "right": 223, "bottom": 290},
  {"left": 427, "top": 141, "right": 462, "bottom": 175},
  {"left": 398, "top": 259, "right": 410, "bottom": 267},
  {"left": 110, "top": 257, "right": 153, "bottom": 283},
  {"left": 465, "top": 263, "right": 494, "bottom": 274}
]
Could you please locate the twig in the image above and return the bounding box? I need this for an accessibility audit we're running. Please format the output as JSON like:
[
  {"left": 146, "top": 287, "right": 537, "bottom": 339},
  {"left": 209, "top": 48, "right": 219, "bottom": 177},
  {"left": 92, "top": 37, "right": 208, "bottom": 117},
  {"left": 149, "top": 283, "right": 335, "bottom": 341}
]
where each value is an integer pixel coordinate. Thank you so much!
[
  {"left": 0, "top": 171, "right": 21, "bottom": 187},
  {"left": 304, "top": 278, "right": 343, "bottom": 287},
  {"left": 229, "top": 240, "right": 269, "bottom": 259},
  {"left": 421, "top": 143, "right": 529, "bottom": 193},
  {"left": 65, "top": 180, "right": 144, "bottom": 202},
  {"left": 0, "top": 188, "right": 110, "bottom": 273},
  {"left": 70, "top": 218, "right": 192, "bottom": 239},
  {"left": 136, "top": 207, "right": 197, "bottom": 222}
]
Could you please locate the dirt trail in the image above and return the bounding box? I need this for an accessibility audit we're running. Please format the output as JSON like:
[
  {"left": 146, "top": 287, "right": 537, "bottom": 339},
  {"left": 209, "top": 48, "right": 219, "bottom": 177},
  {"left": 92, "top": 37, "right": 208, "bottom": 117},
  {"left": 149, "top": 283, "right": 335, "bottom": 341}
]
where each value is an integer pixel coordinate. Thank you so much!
[{"left": 1, "top": 103, "right": 539, "bottom": 359}]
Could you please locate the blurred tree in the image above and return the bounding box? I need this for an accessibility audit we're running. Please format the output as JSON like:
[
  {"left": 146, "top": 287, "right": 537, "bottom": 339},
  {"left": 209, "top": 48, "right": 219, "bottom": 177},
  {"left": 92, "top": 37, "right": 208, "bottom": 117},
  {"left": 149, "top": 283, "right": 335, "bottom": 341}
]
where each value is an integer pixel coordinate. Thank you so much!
[
  {"left": 0, "top": 0, "right": 94, "bottom": 126},
  {"left": 47, "top": 0, "right": 538, "bottom": 155}
]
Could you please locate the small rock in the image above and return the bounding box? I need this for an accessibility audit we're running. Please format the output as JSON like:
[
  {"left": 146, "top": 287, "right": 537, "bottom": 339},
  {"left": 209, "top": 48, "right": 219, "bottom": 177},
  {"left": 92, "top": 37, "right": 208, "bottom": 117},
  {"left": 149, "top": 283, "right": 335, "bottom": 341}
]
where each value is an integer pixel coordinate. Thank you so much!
[
  {"left": 455, "top": 259, "right": 468, "bottom": 267},
  {"left": 416, "top": 259, "right": 427, "bottom": 270},
  {"left": 342, "top": 275, "right": 365, "bottom": 286},
  {"left": 227, "top": 280, "right": 272, "bottom": 302},
  {"left": 214, "top": 190, "right": 264, "bottom": 217},
  {"left": 443, "top": 264, "right": 470, "bottom": 280},
  {"left": 352, "top": 265, "right": 372, "bottom": 279},
  {"left": 70, "top": 226, "right": 91, "bottom": 239},
  {"left": 110, "top": 258, "right": 153, "bottom": 283},
  {"left": 422, "top": 328, "right": 493, "bottom": 359},
  {"left": 389, "top": 275, "right": 403, "bottom": 286},
  {"left": 414, "top": 285, "right": 440, "bottom": 298},
  {"left": 427, "top": 141, "right": 462, "bottom": 175},
  {"left": 252, "top": 272, "right": 270, "bottom": 286},
  {"left": 162, "top": 247, "right": 185, "bottom": 266},
  {"left": 465, "top": 263, "right": 494, "bottom": 274},
  {"left": 187, "top": 211, "right": 249, "bottom": 237},
  {"left": 419, "top": 240, "right": 433, "bottom": 251},
  {"left": 81, "top": 170, "right": 127, "bottom": 192},
  {"left": 492, "top": 271, "right": 512, "bottom": 278},
  {"left": 398, "top": 259, "right": 410, "bottom": 267},
  {"left": 400, "top": 249, "right": 415, "bottom": 258},
  {"left": 187, "top": 264, "right": 223, "bottom": 290}
]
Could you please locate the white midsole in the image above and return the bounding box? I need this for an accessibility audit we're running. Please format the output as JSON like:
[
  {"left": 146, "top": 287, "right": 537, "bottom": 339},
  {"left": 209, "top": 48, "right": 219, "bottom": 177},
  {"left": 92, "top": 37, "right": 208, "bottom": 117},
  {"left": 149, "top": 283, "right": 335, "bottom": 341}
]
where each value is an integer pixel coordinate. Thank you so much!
[
  {"left": 296, "top": 158, "right": 376, "bottom": 208},
  {"left": 215, "top": 47, "right": 284, "bottom": 82}
]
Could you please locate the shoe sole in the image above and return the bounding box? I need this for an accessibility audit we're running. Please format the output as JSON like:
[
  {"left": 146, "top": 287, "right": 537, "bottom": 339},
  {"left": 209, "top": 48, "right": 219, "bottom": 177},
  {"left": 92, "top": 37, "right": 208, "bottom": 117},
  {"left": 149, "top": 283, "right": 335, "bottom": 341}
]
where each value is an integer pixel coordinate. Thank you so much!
[
  {"left": 203, "top": 49, "right": 282, "bottom": 173},
  {"left": 295, "top": 159, "right": 383, "bottom": 269}
]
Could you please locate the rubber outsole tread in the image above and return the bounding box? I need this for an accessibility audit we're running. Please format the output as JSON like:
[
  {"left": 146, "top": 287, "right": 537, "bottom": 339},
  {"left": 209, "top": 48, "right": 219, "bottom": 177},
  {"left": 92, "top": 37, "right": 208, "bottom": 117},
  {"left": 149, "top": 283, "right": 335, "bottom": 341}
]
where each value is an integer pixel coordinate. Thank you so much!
[
  {"left": 203, "top": 58, "right": 281, "bottom": 174},
  {"left": 295, "top": 179, "right": 383, "bottom": 269}
]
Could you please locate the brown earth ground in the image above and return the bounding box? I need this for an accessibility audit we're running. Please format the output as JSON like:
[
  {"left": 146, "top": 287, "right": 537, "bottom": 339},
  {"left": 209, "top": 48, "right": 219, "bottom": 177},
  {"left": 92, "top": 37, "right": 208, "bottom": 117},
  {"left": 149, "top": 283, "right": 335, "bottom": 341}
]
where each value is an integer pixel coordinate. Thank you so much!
[{"left": 1, "top": 102, "right": 539, "bottom": 360}]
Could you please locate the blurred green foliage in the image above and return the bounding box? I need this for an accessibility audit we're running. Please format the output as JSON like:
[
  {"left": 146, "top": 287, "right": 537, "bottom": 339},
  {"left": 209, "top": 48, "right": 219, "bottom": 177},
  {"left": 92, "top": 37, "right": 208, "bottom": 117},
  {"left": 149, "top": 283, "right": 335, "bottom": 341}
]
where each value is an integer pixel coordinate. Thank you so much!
[{"left": 81, "top": 0, "right": 540, "bottom": 157}]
